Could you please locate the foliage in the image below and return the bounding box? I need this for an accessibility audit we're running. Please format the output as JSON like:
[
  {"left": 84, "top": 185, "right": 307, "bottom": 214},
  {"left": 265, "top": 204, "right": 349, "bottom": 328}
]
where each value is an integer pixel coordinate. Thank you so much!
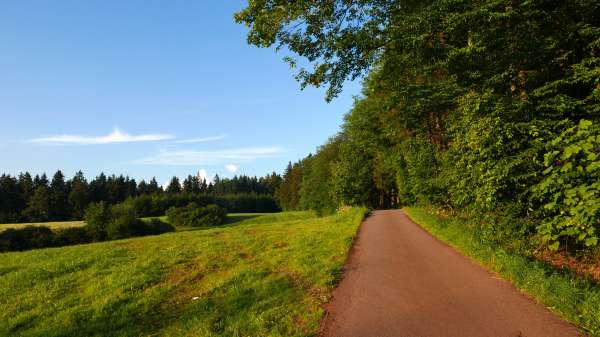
[
  {"left": 0, "top": 208, "right": 367, "bottom": 336},
  {"left": 124, "top": 193, "right": 280, "bottom": 216},
  {"left": 532, "top": 120, "right": 600, "bottom": 250},
  {"left": 396, "top": 138, "right": 440, "bottom": 205},
  {"left": 105, "top": 204, "right": 147, "bottom": 240},
  {"left": 53, "top": 227, "right": 92, "bottom": 246},
  {"left": 276, "top": 161, "right": 305, "bottom": 211},
  {"left": 0, "top": 226, "right": 55, "bottom": 251},
  {"left": 144, "top": 218, "right": 176, "bottom": 235},
  {"left": 299, "top": 136, "right": 342, "bottom": 215},
  {"left": 0, "top": 170, "right": 283, "bottom": 223},
  {"left": 237, "top": 0, "right": 600, "bottom": 253},
  {"left": 166, "top": 203, "right": 227, "bottom": 227},
  {"left": 235, "top": 1, "right": 391, "bottom": 101},
  {"left": 0, "top": 202, "right": 175, "bottom": 252},
  {"left": 84, "top": 201, "right": 112, "bottom": 241}
]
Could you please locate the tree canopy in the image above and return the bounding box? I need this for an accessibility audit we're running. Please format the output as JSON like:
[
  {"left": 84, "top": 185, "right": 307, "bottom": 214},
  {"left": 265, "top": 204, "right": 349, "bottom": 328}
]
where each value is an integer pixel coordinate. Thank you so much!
[{"left": 238, "top": 0, "right": 600, "bottom": 252}]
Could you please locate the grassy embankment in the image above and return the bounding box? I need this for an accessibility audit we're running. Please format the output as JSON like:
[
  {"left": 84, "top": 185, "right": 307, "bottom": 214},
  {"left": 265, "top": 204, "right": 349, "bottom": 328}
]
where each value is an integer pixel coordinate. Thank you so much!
[
  {"left": 404, "top": 207, "right": 600, "bottom": 337},
  {"left": 0, "top": 208, "right": 366, "bottom": 337}
]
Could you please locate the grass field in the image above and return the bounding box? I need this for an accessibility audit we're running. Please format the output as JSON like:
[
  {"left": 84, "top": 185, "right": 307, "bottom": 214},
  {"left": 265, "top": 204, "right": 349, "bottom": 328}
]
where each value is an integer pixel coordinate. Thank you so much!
[
  {"left": 0, "top": 208, "right": 366, "bottom": 337},
  {"left": 0, "top": 220, "right": 85, "bottom": 232},
  {"left": 404, "top": 207, "right": 600, "bottom": 336}
]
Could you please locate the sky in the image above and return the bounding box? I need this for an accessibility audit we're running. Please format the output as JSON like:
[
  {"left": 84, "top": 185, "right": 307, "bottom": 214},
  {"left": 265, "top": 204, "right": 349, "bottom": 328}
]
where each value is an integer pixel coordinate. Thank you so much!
[{"left": 0, "top": 1, "right": 361, "bottom": 186}]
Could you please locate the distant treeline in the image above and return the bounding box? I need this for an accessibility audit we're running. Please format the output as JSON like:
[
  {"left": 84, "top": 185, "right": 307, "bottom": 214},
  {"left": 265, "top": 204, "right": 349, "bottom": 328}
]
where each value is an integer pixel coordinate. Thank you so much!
[
  {"left": 123, "top": 193, "right": 280, "bottom": 216},
  {"left": 0, "top": 171, "right": 282, "bottom": 223}
]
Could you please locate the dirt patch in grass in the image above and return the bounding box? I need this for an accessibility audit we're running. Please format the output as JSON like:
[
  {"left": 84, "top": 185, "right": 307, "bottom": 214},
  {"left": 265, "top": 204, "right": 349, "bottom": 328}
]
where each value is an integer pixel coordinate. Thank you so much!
[{"left": 535, "top": 249, "right": 600, "bottom": 283}]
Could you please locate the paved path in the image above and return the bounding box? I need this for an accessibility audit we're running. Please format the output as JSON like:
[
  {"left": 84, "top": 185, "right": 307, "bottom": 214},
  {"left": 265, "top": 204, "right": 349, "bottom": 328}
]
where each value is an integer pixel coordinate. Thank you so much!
[{"left": 319, "top": 210, "right": 583, "bottom": 337}]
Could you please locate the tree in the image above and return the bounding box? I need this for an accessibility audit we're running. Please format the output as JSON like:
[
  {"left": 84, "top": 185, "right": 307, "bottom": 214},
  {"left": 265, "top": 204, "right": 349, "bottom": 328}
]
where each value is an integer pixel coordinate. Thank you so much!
[
  {"left": 89, "top": 173, "right": 108, "bottom": 203},
  {"left": 18, "top": 172, "right": 34, "bottom": 204},
  {"left": 235, "top": 0, "right": 395, "bottom": 101},
  {"left": 300, "top": 136, "right": 342, "bottom": 214},
  {"left": 148, "top": 177, "right": 161, "bottom": 194},
  {"left": 33, "top": 173, "right": 49, "bottom": 190},
  {"left": 137, "top": 180, "right": 150, "bottom": 195},
  {"left": 0, "top": 174, "right": 22, "bottom": 222},
  {"left": 49, "top": 170, "right": 70, "bottom": 220},
  {"left": 183, "top": 175, "right": 201, "bottom": 194},
  {"left": 275, "top": 161, "right": 304, "bottom": 210},
  {"left": 165, "top": 177, "right": 182, "bottom": 194},
  {"left": 23, "top": 186, "right": 50, "bottom": 222},
  {"left": 68, "top": 171, "right": 89, "bottom": 219}
]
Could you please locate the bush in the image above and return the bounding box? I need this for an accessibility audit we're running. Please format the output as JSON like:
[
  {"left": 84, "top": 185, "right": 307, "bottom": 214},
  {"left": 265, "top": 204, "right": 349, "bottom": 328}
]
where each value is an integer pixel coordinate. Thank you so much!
[
  {"left": 0, "top": 203, "right": 176, "bottom": 253},
  {"left": 166, "top": 203, "right": 227, "bottom": 227},
  {"left": 106, "top": 206, "right": 175, "bottom": 239},
  {"left": 84, "top": 201, "right": 112, "bottom": 241},
  {"left": 54, "top": 227, "right": 92, "bottom": 246},
  {"left": 144, "top": 218, "right": 176, "bottom": 235},
  {"left": 106, "top": 204, "right": 145, "bottom": 240},
  {"left": 0, "top": 226, "right": 55, "bottom": 252},
  {"left": 532, "top": 120, "right": 600, "bottom": 250}
]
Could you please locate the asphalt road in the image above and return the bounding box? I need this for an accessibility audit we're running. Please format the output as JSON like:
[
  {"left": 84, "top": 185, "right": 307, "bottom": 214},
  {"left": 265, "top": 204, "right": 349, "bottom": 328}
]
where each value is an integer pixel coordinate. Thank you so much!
[{"left": 319, "top": 210, "right": 583, "bottom": 337}]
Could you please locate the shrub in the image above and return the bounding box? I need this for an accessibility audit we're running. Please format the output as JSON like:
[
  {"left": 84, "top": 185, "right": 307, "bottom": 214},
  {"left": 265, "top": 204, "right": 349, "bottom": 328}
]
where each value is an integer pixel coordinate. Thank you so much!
[
  {"left": 84, "top": 201, "right": 112, "bottom": 241},
  {"left": 106, "top": 204, "right": 145, "bottom": 239},
  {"left": 54, "top": 227, "right": 92, "bottom": 246},
  {"left": 166, "top": 203, "right": 227, "bottom": 227},
  {"left": 532, "top": 120, "right": 600, "bottom": 250},
  {"left": 0, "top": 226, "right": 55, "bottom": 252},
  {"left": 144, "top": 218, "right": 176, "bottom": 235},
  {"left": 0, "top": 203, "right": 175, "bottom": 253}
]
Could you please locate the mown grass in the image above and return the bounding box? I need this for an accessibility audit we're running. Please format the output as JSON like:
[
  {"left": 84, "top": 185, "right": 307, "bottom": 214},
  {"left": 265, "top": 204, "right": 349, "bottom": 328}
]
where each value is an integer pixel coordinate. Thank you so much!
[
  {"left": 0, "top": 208, "right": 366, "bottom": 337},
  {"left": 404, "top": 206, "right": 600, "bottom": 337},
  {"left": 0, "top": 221, "right": 85, "bottom": 232}
]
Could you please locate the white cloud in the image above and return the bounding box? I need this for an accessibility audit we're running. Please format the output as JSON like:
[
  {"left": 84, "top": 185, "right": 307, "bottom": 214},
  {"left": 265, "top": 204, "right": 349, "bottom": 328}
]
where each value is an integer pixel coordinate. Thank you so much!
[
  {"left": 134, "top": 147, "right": 284, "bottom": 166},
  {"left": 173, "top": 134, "right": 228, "bottom": 143},
  {"left": 30, "top": 128, "right": 174, "bottom": 145},
  {"left": 197, "top": 169, "right": 212, "bottom": 183},
  {"left": 224, "top": 164, "right": 239, "bottom": 174}
]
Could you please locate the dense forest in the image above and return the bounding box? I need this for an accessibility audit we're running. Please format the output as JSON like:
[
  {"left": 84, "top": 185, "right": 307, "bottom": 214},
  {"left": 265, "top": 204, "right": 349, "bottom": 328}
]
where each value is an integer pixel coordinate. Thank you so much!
[
  {"left": 237, "top": 1, "right": 600, "bottom": 253},
  {"left": 0, "top": 171, "right": 282, "bottom": 222}
]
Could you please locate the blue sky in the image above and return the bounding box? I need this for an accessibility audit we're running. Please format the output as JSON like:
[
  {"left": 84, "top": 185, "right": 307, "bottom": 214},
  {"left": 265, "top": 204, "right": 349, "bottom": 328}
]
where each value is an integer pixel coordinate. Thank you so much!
[{"left": 0, "top": 1, "right": 361, "bottom": 186}]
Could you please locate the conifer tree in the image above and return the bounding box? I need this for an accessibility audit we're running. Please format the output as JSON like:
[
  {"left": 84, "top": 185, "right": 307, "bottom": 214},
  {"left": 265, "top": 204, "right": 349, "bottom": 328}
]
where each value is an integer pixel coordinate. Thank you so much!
[{"left": 165, "top": 177, "right": 182, "bottom": 194}]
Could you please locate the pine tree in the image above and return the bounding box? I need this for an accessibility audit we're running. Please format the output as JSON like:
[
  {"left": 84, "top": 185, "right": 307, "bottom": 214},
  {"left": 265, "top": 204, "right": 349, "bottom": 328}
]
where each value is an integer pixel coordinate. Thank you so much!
[
  {"left": 18, "top": 172, "right": 34, "bottom": 203},
  {"left": 148, "top": 177, "right": 161, "bottom": 194},
  {"left": 165, "top": 177, "right": 182, "bottom": 194},
  {"left": 137, "top": 180, "right": 149, "bottom": 195},
  {"left": 68, "top": 171, "right": 89, "bottom": 219},
  {"left": 49, "top": 170, "right": 70, "bottom": 220},
  {"left": 24, "top": 186, "right": 50, "bottom": 222}
]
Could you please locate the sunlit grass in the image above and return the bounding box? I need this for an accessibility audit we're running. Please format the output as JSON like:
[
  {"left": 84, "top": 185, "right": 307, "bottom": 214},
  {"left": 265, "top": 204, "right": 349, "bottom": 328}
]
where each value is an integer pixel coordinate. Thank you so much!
[
  {"left": 0, "top": 220, "right": 85, "bottom": 232},
  {"left": 0, "top": 208, "right": 366, "bottom": 337}
]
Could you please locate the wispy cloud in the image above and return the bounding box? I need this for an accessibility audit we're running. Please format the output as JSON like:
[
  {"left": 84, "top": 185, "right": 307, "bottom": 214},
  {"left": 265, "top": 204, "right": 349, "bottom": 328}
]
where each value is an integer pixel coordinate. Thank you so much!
[
  {"left": 173, "top": 134, "right": 228, "bottom": 144},
  {"left": 224, "top": 164, "right": 239, "bottom": 174},
  {"left": 30, "top": 128, "right": 174, "bottom": 145},
  {"left": 134, "top": 147, "right": 285, "bottom": 166}
]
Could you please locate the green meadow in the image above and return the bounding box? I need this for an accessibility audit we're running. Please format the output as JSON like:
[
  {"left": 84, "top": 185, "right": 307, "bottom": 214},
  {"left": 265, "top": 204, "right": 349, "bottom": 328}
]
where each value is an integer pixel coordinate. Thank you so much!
[{"left": 0, "top": 208, "right": 366, "bottom": 337}]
